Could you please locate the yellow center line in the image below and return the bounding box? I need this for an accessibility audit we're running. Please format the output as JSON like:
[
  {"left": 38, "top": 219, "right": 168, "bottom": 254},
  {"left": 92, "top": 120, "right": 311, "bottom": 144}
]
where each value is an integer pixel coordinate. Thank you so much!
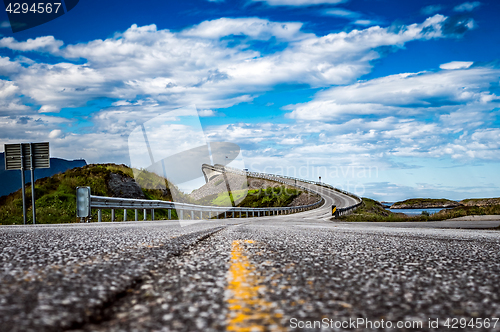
[{"left": 226, "top": 240, "right": 285, "bottom": 332}]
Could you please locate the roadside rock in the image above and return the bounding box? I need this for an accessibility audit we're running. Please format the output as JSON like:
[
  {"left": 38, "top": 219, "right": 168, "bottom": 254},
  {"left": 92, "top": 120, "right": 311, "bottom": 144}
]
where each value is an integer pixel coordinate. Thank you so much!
[
  {"left": 287, "top": 192, "right": 321, "bottom": 207},
  {"left": 107, "top": 173, "right": 145, "bottom": 199}
]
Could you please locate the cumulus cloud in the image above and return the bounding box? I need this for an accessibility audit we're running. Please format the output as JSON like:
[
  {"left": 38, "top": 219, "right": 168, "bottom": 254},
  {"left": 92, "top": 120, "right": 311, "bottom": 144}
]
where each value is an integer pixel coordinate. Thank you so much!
[
  {"left": 0, "top": 15, "right": 465, "bottom": 117},
  {"left": 0, "top": 14, "right": 483, "bottom": 173},
  {"left": 181, "top": 18, "right": 307, "bottom": 41},
  {"left": 280, "top": 65, "right": 500, "bottom": 169},
  {"left": 0, "top": 36, "right": 63, "bottom": 53},
  {"left": 440, "top": 61, "right": 473, "bottom": 70},
  {"left": 454, "top": 1, "right": 481, "bottom": 12},
  {"left": 287, "top": 67, "right": 500, "bottom": 120},
  {"left": 324, "top": 8, "right": 359, "bottom": 18}
]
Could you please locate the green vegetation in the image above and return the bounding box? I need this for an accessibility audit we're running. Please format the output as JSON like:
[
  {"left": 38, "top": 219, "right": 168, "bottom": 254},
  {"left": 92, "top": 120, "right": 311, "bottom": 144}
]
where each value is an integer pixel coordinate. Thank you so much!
[
  {"left": 0, "top": 164, "right": 305, "bottom": 225},
  {"left": 390, "top": 198, "right": 460, "bottom": 208},
  {"left": 0, "top": 164, "right": 188, "bottom": 225},
  {"left": 340, "top": 198, "right": 500, "bottom": 222},
  {"left": 197, "top": 186, "right": 302, "bottom": 209},
  {"left": 460, "top": 198, "right": 500, "bottom": 206},
  {"left": 237, "top": 186, "right": 301, "bottom": 208}
]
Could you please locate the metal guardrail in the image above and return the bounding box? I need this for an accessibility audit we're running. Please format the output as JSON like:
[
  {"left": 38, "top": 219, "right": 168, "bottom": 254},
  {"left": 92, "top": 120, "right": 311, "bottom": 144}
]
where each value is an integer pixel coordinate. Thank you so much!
[
  {"left": 215, "top": 165, "right": 363, "bottom": 218},
  {"left": 90, "top": 195, "right": 324, "bottom": 222},
  {"left": 81, "top": 165, "right": 361, "bottom": 222}
]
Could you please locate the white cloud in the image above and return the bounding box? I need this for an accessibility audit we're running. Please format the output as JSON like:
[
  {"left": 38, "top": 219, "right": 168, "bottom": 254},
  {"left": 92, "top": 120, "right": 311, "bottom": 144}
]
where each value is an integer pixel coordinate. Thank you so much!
[
  {"left": 280, "top": 137, "right": 303, "bottom": 145},
  {"left": 287, "top": 67, "right": 500, "bottom": 120},
  {"left": 353, "top": 20, "right": 374, "bottom": 26},
  {"left": 324, "top": 9, "right": 359, "bottom": 18},
  {"left": 454, "top": 1, "right": 481, "bottom": 12},
  {"left": 197, "top": 109, "right": 222, "bottom": 117},
  {"left": 0, "top": 15, "right": 460, "bottom": 116},
  {"left": 0, "top": 15, "right": 485, "bottom": 175},
  {"left": 181, "top": 18, "right": 307, "bottom": 41},
  {"left": 48, "top": 129, "right": 62, "bottom": 138},
  {"left": 439, "top": 61, "right": 473, "bottom": 70},
  {"left": 252, "top": 0, "right": 345, "bottom": 6},
  {"left": 0, "top": 36, "right": 63, "bottom": 53}
]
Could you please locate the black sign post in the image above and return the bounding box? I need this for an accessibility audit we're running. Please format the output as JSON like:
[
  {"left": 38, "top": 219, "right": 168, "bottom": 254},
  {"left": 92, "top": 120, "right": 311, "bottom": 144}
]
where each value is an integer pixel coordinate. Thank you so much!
[{"left": 4, "top": 142, "right": 50, "bottom": 224}]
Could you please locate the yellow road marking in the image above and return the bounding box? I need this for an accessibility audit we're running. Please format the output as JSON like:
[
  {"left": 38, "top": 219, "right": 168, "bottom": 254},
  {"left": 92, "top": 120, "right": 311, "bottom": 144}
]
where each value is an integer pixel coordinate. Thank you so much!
[{"left": 226, "top": 240, "right": 284, "bottom": 332}]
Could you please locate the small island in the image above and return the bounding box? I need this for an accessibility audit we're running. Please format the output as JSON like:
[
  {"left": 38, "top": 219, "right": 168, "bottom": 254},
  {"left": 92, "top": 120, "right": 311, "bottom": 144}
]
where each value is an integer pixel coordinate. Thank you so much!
[{"left": 390, "top": 198, "right": 462, "bottom": 209}]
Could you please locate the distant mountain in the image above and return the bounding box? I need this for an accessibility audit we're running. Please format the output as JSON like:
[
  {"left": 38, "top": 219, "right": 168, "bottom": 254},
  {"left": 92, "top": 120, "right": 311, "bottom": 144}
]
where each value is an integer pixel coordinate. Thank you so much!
[{"left": 0, "top": 153, "right": 87, "bottom": 198}]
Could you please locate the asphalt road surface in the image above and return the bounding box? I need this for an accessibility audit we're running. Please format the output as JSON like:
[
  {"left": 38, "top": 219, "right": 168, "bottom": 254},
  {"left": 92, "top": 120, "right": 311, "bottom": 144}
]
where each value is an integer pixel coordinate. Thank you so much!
[{"left": 1, "top": 185, "right": 500, "bottom": 332}]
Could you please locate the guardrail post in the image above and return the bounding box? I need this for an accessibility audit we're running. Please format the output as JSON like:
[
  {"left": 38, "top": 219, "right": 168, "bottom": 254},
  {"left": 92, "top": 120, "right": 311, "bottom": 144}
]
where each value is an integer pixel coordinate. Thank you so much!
[
  {"left": 239, "top": 211, "right": 241, "bottom": 218},
  {"left": 124, "top": 209, "right": 127, "bottom": 221},
  {"left": 98, "top": 209, "right": 102, "bottom": 222},
  {"left": 152, "top": 209, "right": 155, "bottom": 221},
  {"left": 191, "top": 211, "right": 194, "bottom": 220},
  {"left": 224, "top": 211, "right": 227, "bottom": 218},
  {"left": 209, "top": 211, "right": 212, "bottom": 219},
  {"left": 200, "top": 211, "right": 203, "bottom": 220},
  {"left": 180, "top": 210, "right": 183, "bottom": 220},
  {"left": 252, "top": 211, "right": 255, "bottom": 217},
  {"left": 168, "top": 209, "right": 171, "bottom": 220},
  {"left": 111, "top": 209, "right": 115, "bottom": 222},
  {"left": 143, "top": 209, "right": 147, "bottom": 221},
  {"left": 135, "top": 209, "right": 138, "bottom": 221}
]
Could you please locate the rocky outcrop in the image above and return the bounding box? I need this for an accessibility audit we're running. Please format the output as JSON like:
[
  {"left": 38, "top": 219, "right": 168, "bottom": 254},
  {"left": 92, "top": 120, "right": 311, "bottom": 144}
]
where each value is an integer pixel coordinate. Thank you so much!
[
  {"left": 460, "top": 198, "right": 500, "bottom": 207},
  {"left": 390, "top": 198, "right": 462, "bottom": 209},
  {"left": 287, "top": 191, "right": 321, "bottom": 207},
  {"left": 107, "top": 173, "right": 145, "bottom": 199}
]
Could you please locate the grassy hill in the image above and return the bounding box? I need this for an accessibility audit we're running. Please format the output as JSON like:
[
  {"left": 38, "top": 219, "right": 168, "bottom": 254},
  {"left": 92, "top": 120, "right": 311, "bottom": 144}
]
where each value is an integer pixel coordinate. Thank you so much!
[
  {"left": 0, "top": 164, "right": 309, "bottom": 225},
  {"left": 390, "top": 198, "right": 461, "bottom": 209},
  {"left": 0, "top": 164, "right": 190, "bottom": 225},
  {"left": 340, "top": 198, "right": 500, "bottom": 222}
]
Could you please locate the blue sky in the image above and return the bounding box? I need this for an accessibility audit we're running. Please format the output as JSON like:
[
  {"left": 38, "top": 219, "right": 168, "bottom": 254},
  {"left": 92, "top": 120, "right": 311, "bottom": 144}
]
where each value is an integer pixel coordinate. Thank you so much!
[{"left": 0, "top": 0, "right": 499, "bottom": 201}]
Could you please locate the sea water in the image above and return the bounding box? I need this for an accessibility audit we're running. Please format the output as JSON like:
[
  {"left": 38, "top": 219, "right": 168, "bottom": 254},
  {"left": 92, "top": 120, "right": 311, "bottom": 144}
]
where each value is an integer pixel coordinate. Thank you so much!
[{"left": 386, "top": 208, "right": 447, "bottom": 216}]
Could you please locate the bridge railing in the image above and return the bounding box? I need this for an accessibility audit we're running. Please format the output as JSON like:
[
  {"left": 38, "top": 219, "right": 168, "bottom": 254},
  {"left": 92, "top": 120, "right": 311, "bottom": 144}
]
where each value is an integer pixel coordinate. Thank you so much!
[
  {"left": 213, "top": 165, "right": 362, "bottom": 217},
  {"left": 88, "top": 194, "right": 324, "bottom": 222},
  {"left": 80, "top": 165, "right": 362, "bottom": 222}
]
